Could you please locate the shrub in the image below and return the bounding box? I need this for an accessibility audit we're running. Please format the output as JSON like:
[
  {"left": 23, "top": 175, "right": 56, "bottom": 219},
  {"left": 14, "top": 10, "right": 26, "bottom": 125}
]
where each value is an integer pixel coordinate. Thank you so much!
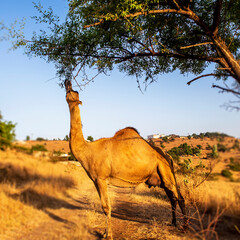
[
  {"left": 221, "top": 169, "right": 232, "bottom": 179},
  {"left": 13, "top": 145, "right": 31, "bottom": 154},
  {"left": 68, "top": 151, "right": 77, "bottom": 161},
  {"left": 217, "top": 143, "right": 228, "bottom": 152},
  {"left": 206, "top": 144, "right": 212, "bottom": 150},
  {"left": 162, "top": 136, "right": 169, "bottom": 143},
  {"left": 232, "top": 140, "right": 240, "bottom": 150},
  {"left": 30, "top": 144, "right": 47, "bottom": 152},
  {"left": 168, "top": 143, "right": 201, "bottom": 162},
  {"left": 208, "top": 144, "right": 219, "bottom": 159},
  {"left": 228, "top": 159, "right": 240, "bottom": 171},
  {"left": 177, "top": 158, "right": 194, "bottom": 175},
  {"left": 160, "top": 142, "right": 165, "bottom": 148},
  {"left": 0, "top": 113, "right": 16, "bottom": 150},
  {"left": 36, "top": 137, "right": 46, "bottom": 141},
  {"left": 167, "top": 147, "right": 180, "bottom": 162}
]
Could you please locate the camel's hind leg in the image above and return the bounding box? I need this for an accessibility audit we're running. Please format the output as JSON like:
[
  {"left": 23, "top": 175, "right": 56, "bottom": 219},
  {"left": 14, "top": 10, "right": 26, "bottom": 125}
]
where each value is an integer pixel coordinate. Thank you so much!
[
  {"left": 94, "top": 179, "right": 113, "bottom": 240},
  {"left": 157, "top": 163, "right": 186, "bottom": 226},
  {"left": 178, "top": 190, "right": 188, "bottom": 228},
  {"left": 163, "top": 186, "right": 178, "bottom": 226}
]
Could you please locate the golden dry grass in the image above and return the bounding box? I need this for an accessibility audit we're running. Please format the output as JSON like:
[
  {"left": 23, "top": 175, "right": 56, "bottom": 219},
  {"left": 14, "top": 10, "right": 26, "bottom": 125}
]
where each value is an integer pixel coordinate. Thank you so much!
[
  {"left": 0, "top": 146, "right": 240, "bottom": 240},
  {"left": 0, "top": 149, "right": 93, "bottom": 240}
]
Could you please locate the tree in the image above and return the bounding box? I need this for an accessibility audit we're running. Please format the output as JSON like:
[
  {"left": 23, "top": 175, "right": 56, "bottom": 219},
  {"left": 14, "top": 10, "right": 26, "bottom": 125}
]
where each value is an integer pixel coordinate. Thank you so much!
[
  {"left": 87, "top": 136, "right": 94, "bottom": 142},
  {"left": 64, "top": 134, "right": 69, "bottom": 141},
  {"left": 4, "top": 1, "right": 240, "bottom": 108},
  {"left": 0, "top": 112, "right": 16, "bottom": 150}
]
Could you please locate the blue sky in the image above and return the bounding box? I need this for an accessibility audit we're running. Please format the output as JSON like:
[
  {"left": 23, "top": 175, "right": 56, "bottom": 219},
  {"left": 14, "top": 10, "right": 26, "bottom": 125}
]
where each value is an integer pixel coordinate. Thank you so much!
[{"left": 1, "top": 0, "right": 240, "bottom": 140}]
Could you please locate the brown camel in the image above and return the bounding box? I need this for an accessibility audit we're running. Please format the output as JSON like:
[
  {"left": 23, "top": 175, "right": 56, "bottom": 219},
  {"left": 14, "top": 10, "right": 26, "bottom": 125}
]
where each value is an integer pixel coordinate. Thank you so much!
[{"left": 65, "top": 80, "right": 187, "bottom": 240}]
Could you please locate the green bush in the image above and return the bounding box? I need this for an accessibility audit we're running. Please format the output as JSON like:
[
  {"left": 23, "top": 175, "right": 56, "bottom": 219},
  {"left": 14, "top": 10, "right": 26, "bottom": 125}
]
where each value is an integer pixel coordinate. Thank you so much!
[
  {"left": 217, "top": 143, "right": 228, "bottom": 152},
  {"left": 221, "top": 169, "right": 232, "bottom": 178},
  {"left": 30, "top": 144, "right": 47, "bottom": 152},
  {"left": 228, "top": 159, "right": 240, "bottom": 171},
  {"left": 207, "top": 144, "right": 219, "bottom": 159},
  {"left": 0, "top": 113, "right": 16, "bottom": 150},
  {"left": 68, "top": 151, "right": 77, "bottom": 161},
  {"left": 13, "top": 145, "right": 31, "bottom": 154},
  {"left": 206, "top": 144, "right": 212, "bottom": 150},
  {"left": 232, "top": 140, "right": 240, "bottom": 150},
  {"left": 168, "top": 143, "right": 201, "bottom": 162},
  {"left": 177, "top": 159, "right": 206, "bottom": 179},
  {"left": 36, "top": 137, "right": 46, "bottom": 141},
  {"left": 162, "top": 136, "right": 169, "bottom": 143}
]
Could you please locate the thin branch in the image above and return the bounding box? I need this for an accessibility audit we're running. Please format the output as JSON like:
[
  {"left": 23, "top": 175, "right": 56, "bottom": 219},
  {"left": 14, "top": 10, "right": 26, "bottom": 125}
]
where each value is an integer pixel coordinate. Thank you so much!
[
  {"left": 172, "top": 0, "right": 181, "bottom": 10},
  {"left": 222, "top": 101, "right": 240, "bottom": 111},
  {"left": 187, "top": 74, "right": 218, "bottom": 85},
  {"left": 212, "top": 84, "right": 240, "bottom": 96},
  {"left": 193, "top": 160, "right": 214, "bottom": 188},
  {"left": 217, "top": 67, "right": 231, "bottom": 70},
  {"left": 180, "top": 42, "right": 213, "bottom": 49}
]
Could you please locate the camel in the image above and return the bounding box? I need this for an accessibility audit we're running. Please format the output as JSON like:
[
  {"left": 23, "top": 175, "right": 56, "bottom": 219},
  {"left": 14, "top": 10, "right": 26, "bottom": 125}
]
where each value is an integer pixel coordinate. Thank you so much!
[{"left": 65, "top": 80, "right": 187, "bottom": 240}]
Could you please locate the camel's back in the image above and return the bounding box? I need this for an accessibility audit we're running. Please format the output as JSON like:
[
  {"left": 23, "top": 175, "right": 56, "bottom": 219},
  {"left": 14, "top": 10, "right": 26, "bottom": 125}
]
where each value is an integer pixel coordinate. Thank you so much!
[{"left": 109, "top": 127, "right": 169, "bottom": 184}]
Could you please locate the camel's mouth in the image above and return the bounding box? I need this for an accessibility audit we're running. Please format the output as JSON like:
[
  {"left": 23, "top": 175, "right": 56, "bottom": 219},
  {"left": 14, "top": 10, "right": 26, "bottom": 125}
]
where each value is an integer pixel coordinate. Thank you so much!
[{"left": 65, "top": 80, "right": 73, "bottom": 93}]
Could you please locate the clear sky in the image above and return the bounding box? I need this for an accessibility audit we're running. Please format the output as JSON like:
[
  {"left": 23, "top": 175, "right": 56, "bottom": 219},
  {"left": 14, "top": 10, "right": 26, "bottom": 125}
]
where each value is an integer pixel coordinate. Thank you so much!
[{"left": 1, "top": 0, "right": 240, "bottom": 141}]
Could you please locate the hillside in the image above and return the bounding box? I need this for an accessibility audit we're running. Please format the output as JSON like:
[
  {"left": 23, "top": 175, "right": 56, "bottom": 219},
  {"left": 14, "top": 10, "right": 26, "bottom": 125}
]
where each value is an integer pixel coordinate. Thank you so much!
[{"left": 151, "top": 135, "right": 240, "bottom": 181}]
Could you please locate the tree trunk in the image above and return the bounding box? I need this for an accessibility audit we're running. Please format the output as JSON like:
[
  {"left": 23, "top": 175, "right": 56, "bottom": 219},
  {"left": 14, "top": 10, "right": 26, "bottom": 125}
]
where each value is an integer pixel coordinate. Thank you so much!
[{"left": 211, "top": 35, "right": 240, "bottom": 84}]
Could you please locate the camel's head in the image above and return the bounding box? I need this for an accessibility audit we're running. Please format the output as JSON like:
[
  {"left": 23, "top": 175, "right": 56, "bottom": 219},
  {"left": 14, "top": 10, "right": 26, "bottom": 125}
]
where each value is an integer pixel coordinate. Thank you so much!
[{"left": 65, "top": 80, "right": 82, "bottom": 105}]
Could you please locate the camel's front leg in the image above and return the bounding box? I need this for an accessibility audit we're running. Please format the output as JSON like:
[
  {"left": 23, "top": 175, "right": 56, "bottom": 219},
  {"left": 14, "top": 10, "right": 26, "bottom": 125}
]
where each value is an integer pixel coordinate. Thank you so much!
[{"left": 94, "top": 179, "right": 113, "bottom": 240}]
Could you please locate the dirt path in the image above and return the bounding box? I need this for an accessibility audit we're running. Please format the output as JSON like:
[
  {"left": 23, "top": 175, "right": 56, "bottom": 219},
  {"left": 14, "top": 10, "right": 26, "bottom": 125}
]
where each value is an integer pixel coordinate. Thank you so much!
[{"left": 14, "top": 184, "right": 188, "bottom": 240}]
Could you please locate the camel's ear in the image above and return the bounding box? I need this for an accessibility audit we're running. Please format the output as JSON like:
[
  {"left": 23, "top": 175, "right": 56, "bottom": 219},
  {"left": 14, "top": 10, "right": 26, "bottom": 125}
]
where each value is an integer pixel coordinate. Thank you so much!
[{"left": 79, "top": 101, "right": 82, "bottom": 105}]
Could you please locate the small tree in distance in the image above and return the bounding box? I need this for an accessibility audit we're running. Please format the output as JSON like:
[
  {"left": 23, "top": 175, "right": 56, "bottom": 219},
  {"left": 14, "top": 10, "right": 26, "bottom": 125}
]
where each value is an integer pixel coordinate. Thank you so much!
[
  {"left": 63, "top": 135, "right": 69, "bottom": 141},
  {"left": 0, "top": 112, "right": 16, "bottom": 150},
  {"left": 87, "top": 136, "right": 94, "bottom": 142}
]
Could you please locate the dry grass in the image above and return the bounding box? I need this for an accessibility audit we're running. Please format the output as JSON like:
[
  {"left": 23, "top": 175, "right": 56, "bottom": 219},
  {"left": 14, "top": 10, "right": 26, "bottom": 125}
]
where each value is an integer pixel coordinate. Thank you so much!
[
  {"left": 1, "top": 147, "right": 240, "bottom": 240},
  {"left": 0, "top": 149, "right": 93, "bottom": 240}
]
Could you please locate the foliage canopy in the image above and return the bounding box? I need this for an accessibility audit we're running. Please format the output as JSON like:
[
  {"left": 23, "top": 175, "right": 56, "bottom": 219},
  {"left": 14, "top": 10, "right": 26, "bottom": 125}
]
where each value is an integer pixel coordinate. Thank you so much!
[{"left": 4, "top": 0, "right": 240, "bottom": 107}]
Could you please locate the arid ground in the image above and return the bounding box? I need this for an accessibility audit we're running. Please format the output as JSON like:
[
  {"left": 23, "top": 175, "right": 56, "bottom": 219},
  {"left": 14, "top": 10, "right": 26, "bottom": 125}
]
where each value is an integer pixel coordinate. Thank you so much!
[{"left": 0, "top": 135, "right": 240, "bottom": 240}]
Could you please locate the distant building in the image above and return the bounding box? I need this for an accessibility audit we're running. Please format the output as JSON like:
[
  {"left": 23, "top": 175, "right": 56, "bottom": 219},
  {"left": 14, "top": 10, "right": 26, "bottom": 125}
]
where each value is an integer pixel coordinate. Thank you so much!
[
  {"left": 147, "top": 134, "right": 165, "bottom": 140},
  {"left": 180, "top": 136, "right": 187, "bottom": 139}
]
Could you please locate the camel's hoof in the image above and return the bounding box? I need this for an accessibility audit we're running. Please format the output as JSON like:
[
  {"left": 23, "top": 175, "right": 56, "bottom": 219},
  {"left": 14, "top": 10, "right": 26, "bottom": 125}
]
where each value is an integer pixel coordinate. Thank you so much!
[
  {"left": 103, "top": 231, "right": 113, "bottom": 240},
  {"left": 172, "top": 220, "right": 177, "bottom": 227}
]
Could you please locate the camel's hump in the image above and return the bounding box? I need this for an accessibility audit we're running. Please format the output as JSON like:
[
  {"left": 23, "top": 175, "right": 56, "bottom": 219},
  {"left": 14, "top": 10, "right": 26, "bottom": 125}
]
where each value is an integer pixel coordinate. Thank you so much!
[{"left": 113, "top": 127, "right": 140, "bottom": 138}]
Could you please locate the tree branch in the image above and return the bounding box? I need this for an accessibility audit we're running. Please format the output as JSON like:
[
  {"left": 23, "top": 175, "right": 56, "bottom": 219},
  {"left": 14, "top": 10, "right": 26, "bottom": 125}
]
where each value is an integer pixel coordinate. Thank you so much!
[
  {"left": 83, "top": 9, "right": 191, "bottom": 28},
  {"left": 180, "top": 42, "right": 213, "bottom": 49},
  {"left": 187, "top": 74, "right": 217, "bottom": 85},
  {"left": 54, "top": 50, "right": 221, "bottom": 65},
  {"left": 212, "top": 84, "right": 240, "bottom": 96},
  {"left": 212, "top": 0, "right": 223, "bottom": 35}
]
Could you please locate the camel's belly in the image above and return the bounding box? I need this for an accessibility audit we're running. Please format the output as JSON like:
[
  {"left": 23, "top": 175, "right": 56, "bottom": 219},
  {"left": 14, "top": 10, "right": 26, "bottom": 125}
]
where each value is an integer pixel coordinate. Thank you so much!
[{"left": 108, "top": 176, "right": 144, "bottom": 188}]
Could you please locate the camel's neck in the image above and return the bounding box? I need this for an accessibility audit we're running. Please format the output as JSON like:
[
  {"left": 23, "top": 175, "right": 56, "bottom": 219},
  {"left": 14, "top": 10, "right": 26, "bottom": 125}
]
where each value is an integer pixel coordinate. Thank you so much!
[{"left": 68, "top": 103, "right": 87, "bottom": 156}]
